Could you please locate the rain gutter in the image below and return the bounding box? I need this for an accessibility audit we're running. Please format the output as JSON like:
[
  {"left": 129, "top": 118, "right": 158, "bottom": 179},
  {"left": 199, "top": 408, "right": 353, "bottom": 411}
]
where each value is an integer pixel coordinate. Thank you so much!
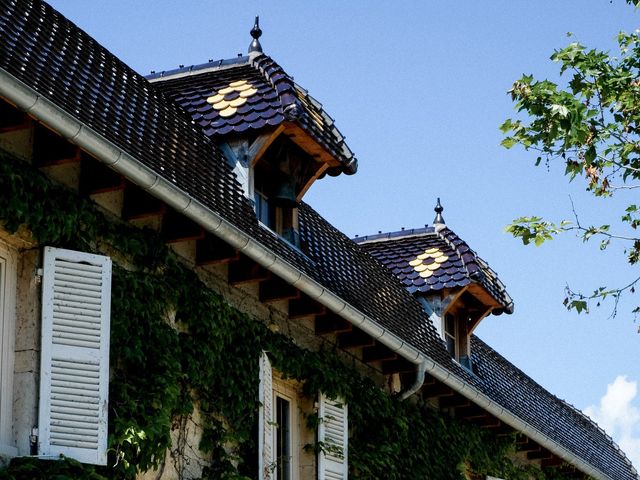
[{"left": 0, "top": 68, "right": 616, "bottom": 480}]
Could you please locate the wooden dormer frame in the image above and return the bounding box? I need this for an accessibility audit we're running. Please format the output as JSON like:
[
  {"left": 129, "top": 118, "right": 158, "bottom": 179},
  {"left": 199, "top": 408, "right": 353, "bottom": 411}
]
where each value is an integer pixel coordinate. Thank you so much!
[{"left": 248, "top": 122, "right": 341, "bottom": 203}]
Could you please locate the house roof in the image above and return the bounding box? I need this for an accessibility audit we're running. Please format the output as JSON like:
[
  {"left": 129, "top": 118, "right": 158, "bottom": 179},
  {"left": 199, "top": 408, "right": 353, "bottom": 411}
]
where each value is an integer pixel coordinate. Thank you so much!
[
  {"left": 0, "top": 0, "right": 444, "bottom": 365},
  {"left": 472, "top": 336, "right": 638, "bottom": 480},
  {"left": 148, "top": 55, "right": 357, "bottom": 177},
  {"left": 0, "top": 1, "right": 636, "bottom": 479},
  {"left": 354, "top": 226, "right": 514, "bottom": 314}
]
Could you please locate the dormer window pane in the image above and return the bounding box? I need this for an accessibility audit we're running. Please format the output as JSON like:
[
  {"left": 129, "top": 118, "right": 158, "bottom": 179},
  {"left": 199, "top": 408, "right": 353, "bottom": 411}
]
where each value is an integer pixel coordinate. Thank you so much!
[
  {"left": 444, "top": 313, "right": 456, "bottom": 357},
  {"left": 255, "top": 191, "right": 270, "bottom": 225}
]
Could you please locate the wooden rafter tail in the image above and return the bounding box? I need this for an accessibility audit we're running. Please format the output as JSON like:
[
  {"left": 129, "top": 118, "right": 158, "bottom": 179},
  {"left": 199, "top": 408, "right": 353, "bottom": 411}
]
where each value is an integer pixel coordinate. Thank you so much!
[
  {"left": 381, "top": 358, "right": 416, "bottom": 375},
  {"left": 362, "top": 342, "right": 398, "bottom": 363},
  {"left": 196, "top": 233, "right": 239, "bottom": 266},
  {"left": 337, "top": 328, "right": 375, "bottom": 349},
  {"left": 80, "top": 154, "right": 125, "bottom": 195},
  {"left": 0, "top": 99, "right": 30, "bottom": 132},
  {"left": 122, "top": 184, "right": 166, "bottom": 220},
  {"left": 162, "top": 208, "right": 205, "bottom": 244},
  {"left": 314, "top": 312, "right": 352, "bottom": 335},
  {"left": 32, "top": 124, "right": 81, "bottom": 166},
  {"left": 288, "top": 294, "right": 325, "bottom": 319},
  {"left": 259, "top": 276, "right": 300, "bottom": 303},
  {"left": 228, "top": 255, "right": 270, "bottom": 285}
]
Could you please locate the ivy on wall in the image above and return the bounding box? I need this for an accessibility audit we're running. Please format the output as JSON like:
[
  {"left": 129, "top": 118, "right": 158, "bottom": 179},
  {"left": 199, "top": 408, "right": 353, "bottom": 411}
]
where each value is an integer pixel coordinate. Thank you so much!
[{"left": 0, "top": 151, "right": 580, "bottom": 480}]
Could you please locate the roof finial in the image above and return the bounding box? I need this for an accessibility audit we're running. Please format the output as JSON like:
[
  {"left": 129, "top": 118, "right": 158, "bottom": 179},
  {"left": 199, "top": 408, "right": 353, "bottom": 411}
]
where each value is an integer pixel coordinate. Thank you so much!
[
  {"left": 433, "top": 197, "right": 445, "bottom": 228},
  {"left": 248, "top": 16, "right": 263, "bottom": 54}
]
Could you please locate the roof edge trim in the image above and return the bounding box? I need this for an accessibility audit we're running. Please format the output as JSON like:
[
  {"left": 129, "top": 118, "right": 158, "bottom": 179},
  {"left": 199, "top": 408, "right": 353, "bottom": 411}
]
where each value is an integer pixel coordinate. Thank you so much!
[
  {"left": 147, "top": 56, "right": 251, "bottom": 83},
  {"left": 0, "top": 67, "right": 621, "bottom": 480},
  {"left": 0, "top": 65, "right": 423, "bottom": 363},
  {"left": 425, "top": 359, "right": 614, "bottom": 480}
]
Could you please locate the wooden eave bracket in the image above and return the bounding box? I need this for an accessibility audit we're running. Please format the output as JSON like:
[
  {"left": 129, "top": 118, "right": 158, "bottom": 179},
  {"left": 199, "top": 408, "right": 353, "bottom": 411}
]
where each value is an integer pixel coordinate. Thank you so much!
[
  {"left": 247, "top": 126, "right": 285, "bottom": 167},
  {"left": 0, "top": 96, "right": 31, "bottom": 132}
]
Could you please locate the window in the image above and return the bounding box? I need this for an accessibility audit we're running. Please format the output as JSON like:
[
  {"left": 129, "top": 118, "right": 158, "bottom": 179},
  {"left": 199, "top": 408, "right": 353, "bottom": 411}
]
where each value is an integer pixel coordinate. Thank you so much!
[
  {"left": 38, "top": 247, "right": 112, "bottom": 466},
  {"left": 444, "top": 313, "right": 456, "bottom": 357},
  {"left": 259, "top": 354, "right": 348, "bottom": 480},
  {"left": 443, "top": 312, "right": 471, "bottom": 369},
  {"left": 259, "top": 353, "right": 299, "bottom": 480},
  {"left": 253, "top": 167, "right": 299, "bottom": 246},
  {"left": 0, "top": 242, "right": 17, "bottom": 457},
  {"left": 273, "top": 386, "right": 295, "bottom": 480}
]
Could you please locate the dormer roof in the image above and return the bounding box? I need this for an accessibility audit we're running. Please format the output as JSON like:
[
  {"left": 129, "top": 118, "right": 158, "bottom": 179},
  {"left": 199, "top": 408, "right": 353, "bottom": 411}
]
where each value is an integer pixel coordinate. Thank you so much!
[
  {"left": 354, "top": 226, "right": 514, "bottom": 315},
  {"left": 148, "top": 55, "right": 357, "bottom": 177}
]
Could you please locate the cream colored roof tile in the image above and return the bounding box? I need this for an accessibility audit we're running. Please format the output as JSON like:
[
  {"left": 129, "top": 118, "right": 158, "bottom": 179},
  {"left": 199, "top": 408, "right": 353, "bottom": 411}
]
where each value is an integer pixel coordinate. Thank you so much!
[
  {"left": 218, "top": 106, "right": 237, "bottom": 117},
  {"left": 206, "top": 93, "right": 225, "bottom": 104},
  {"left": 434, "top": 255, "right": 449, "bottom": 264},
  {"left": 239, "top": 87, "right": 258, "bottom": 98},
  {"left": 229, "top": 97, "right": 247, "bottom": 108},
  {"left": 212, "top": 100, "right": 230, "bottom": 110}
]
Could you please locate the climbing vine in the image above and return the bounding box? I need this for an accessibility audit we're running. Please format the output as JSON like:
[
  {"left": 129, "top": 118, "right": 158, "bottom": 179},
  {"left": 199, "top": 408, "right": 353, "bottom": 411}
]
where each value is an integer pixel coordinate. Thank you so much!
[{"left": 0, "top": 152, "right": 579, "bottom": 479}]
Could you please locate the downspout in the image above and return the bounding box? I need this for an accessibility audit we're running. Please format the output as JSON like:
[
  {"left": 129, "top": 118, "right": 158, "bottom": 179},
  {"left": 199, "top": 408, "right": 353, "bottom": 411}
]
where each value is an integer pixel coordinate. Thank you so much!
[
  {"left": 0, "top": 69, "right": 622, "bottom": 480},
  {"left": 398, "top": 359, "right": 428, "bottom": 400}
]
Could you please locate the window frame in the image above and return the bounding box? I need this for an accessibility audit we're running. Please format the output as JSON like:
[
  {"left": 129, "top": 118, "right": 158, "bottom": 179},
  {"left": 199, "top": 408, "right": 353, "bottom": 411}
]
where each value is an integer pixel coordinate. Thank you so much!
[
  {"left": 272, "top": 376, "right": 299, "bottom": 480},
  {"left": 0, "top": 241, "right": 17, "bottom": 456}
]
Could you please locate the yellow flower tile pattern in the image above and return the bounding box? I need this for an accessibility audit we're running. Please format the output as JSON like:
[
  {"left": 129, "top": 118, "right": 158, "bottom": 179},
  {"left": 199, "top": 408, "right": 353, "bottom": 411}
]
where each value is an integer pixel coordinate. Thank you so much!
[
  {"left": 206, "top": 79, "right": 258, "bottom": 118},
  {"left": 410, "top": 248, "right": 450, "bottom": 279},
  {"left": 154, "top": 56, "right": 356, "bottom": 174}
]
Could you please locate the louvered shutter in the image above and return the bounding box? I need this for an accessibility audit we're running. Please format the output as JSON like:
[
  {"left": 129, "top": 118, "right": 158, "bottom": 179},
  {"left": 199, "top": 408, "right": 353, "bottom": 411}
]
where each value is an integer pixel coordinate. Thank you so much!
[
  {"left": 258, "top": 352, "right": 274, "bottom": 480},
  {"left": 318, "top": 394, "right": 348, "bottom": 480},
  {"left": 38, "top": 247, "right": 111, "bottom": 465}
]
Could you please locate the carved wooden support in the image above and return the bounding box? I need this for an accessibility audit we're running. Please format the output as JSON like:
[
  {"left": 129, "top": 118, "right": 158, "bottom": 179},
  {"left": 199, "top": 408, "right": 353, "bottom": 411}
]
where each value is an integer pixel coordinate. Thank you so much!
[
  {"left": 381, "top": 358, "right": 415, "bottom": 375},
  {"left": 0, "top": 100, "right": 29, "bottom": 132},
  {"left": 162, "top": 208, "right": 205, "bottom": 243},
  {"left": 33, "top": 124, "right": 80, "bottom": 166},
  {"left": 228, "top": 255, "right": 270, "bottom": 285},
  {"left": 288, "top": 294, "right": 325, "bottom": 319},
  {"left": 438, "top": 394, "right": 470, "bottom": 409},
  {"left": 259, "top": 276, "right": 300, "bottom": 303},
  {"left": 122, "top": 184, "right": 166, "bottom": 220},
  {"left": 314, "top": 313, "right": 352, "bottom": 335},
  {"left": 196, "top": 233, "right": 239, "bottom": 266},
  {"left": 422, "top": 380, "right": 454, "bottom": 399},
  {"left": 362, "top": 342, "right": 398, "bottom": 363},
  {"left": 337, "top": 328, "right": 374, "bottom": 349},
  {"left": 80, "top": 154, "right": 125, "bottom": 195},
  {"left": 527, "top": 447, "right": 553, "bottom": 460}
]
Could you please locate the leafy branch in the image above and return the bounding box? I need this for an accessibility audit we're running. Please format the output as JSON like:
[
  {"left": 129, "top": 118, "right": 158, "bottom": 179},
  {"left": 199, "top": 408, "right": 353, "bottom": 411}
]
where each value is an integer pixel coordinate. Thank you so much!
[{"left": 501, "top": 23, "right": 640, "bottom": 320}]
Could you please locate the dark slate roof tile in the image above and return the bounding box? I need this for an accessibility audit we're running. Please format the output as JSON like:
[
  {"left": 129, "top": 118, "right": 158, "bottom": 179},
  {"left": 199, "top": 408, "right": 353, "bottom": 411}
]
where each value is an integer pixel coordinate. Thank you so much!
[
  {"left": 355, "top": 227, "right": 512, "bottom": 312},
  {"left": 472, "top": 336, "right": 638, "bottom": 480},
  {"left": 149, "top": 56, "right": 357, "bottom": 175},
  {"left": 2, "top": 2, "right": 635, "bottom": 478}
]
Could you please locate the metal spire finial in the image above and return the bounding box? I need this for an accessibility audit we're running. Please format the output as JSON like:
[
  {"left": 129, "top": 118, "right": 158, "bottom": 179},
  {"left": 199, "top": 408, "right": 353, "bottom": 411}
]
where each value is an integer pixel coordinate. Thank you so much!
[
  {"left": 433, "top": 197, "right": 445, "bottom": 226},
  {"left": 248, "top": 16, "right": 263, "bottom": 54}
]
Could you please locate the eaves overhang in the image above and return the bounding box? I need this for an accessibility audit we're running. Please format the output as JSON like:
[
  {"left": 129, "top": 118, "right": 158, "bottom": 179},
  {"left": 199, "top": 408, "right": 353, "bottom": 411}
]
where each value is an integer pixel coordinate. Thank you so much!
[{"left": 0, "top": 66, "right": 623, "bottom": 480}]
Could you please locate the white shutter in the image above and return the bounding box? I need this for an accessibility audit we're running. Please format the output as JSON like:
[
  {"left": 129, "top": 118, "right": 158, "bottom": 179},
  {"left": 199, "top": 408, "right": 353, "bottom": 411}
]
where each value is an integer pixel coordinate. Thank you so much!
[
  {"left": 258, "top": 352, "right": 274, "bottom": 480},
  {"left": 38, "top": 247, "right": 111, "bottom": 465},
  {"left": 318, "top": 394, "right": 348, "bottom": 480}
]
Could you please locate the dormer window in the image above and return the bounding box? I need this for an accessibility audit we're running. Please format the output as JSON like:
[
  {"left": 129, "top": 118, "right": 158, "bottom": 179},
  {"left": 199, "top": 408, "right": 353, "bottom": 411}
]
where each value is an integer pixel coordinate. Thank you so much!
[
  {"left": 250, "top": 136, "right": 324, "bottom": 247},
  {"left": 443, "top": 311, "right": 471, "bottom": 369},
  {"left": 253, "top": 160, "right": 299, "bottom": 246}
]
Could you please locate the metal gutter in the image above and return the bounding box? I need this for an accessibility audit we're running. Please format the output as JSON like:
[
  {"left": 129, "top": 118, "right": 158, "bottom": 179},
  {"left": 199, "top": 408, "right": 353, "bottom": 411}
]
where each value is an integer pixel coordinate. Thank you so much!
[
  {"left": 422, "top": 359, "right": 612, "bottom": 480},
  {"left": 0, "top": 68, "right": 424, "bottom": 366},
  {"left": 0, "top": 68, "right": 620, "bottom": 480}
]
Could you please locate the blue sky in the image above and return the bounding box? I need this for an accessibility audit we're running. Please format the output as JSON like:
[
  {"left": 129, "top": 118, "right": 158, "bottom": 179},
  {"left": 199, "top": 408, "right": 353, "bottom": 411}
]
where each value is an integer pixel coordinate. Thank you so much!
[{"left": 47, "top": 0, "right": 640, "bottom": 467}]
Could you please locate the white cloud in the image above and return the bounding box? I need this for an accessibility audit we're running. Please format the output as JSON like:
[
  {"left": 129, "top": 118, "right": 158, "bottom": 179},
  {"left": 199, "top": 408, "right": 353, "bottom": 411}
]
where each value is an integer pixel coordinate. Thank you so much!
[{"left": 584, "top": 375, "right": 640, "bottom": 471}]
